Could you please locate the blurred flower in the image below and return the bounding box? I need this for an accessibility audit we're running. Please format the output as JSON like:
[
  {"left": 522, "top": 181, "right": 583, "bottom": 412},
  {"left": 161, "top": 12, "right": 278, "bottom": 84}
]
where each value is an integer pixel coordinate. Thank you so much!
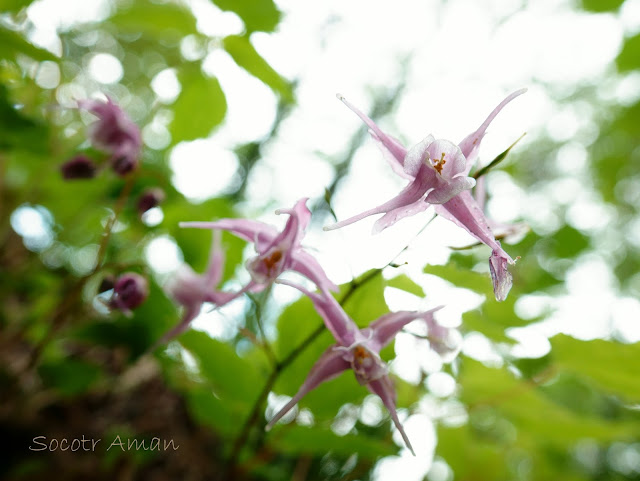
[
  {"left": 78, "top": 97, "right": 142, "bottom": 177},
  {"left": 266, "top": 280, "right": 445, "bottom": 455},
  {"left": 111, "top": 272, "right": 149, "bottom": 315},
  {"left": 60, "top": 155, "right": 97, "bottom": 180},
  {"left": 326, "top": 90, "right": 527, "bottom": 300},
  {"left": 137, "top": 187, "right": 165, "bottom": 216},
  {"left": 180, "top": 198, "right": 338, "bottom": 295},
  {"left": 158, "top": 231, "right": 238, "bottom": 346}
]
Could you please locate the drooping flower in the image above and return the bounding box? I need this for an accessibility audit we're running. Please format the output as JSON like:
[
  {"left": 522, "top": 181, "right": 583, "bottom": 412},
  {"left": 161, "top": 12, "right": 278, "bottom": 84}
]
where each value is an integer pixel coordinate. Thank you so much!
[
  {"left": 78, "top": 97, "right": 142, "bottom": 176},
  {"left": 111, "top": 272, "right": 149, "bottom": 315},
  {"left": 137, "top": 187, "right": 165, "bottom": 217},
  {"left": 324, "top": 90, "right": 527, "bottom": 300},
  {"left": 159, "top": 231, "right": 238, "bottom": 345},
  {"left": 266, "top": 280, "right": 447, "bottom": 455},
  {"left": 180, "top": 198, "right": 338, "bottom": 295},
  {"left": 60, "top": 155, "right": 97, "bottom": 180}
]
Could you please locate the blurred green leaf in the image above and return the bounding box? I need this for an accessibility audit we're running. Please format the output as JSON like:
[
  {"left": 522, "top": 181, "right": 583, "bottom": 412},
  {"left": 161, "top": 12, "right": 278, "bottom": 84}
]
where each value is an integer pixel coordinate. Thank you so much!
[
  {"left": 386, "top": 273, "right": 425, "bottom": 298},
  {"left": 38, "top": 358, "right": 102, "bottom": 396},
  {"left": 210, "top": 0, "right": 281, "bottom": 33},
  {"left": 272, "top": 425, "right": 395, "bottom": 458},
  {"left": 460, "top": 358, "right": 639, "bottom": 445},
  {"left": 186, "top": 385, "right": 239, "bottom": 437},
  {"left": 170, "top": 66, "right": 227, "bottom": 143},
  {"left": 110, "top": 0, "right": 197, "bottom": 40},
  {"left": 223, "top": 35, "right": 293, "bottom": 102},
  {"left": 581, "top": 0, "right": 625, "bottom": 12},
  {"left": 550, "top": 335, "right": 640, "bottom": 401},
  {"left": 341, "top": 270, "right": 388, "bottom": 326},
  {"left": 0, "top": 0, "right": 32, "bottom": 12},
  {"left": 180, "top": 330, "right": 263, "bottom": 404},
  {"left": 617, "top": 32, "right": 640, "bottom": 72},
  {"left": 0, "top": 26, "right": 58, "bottom": 62},
  {"left": 0, "top": 84, "right": 49, "bottom": 152}
]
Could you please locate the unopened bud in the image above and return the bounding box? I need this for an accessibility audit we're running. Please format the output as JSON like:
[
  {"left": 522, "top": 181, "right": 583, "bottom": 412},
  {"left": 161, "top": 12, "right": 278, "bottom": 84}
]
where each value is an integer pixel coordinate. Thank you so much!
[
  {"left": 112, "top": 272, "right": 149, "bottom": 313},
  {"left": 137, "top": 188, "right": 165, "bottom": 216},
  {"left": 61, "top": 155, "right": 97, "bottom": 180},
  {"left": 111, "top": 154, "right": 138, "bottom": 177}
]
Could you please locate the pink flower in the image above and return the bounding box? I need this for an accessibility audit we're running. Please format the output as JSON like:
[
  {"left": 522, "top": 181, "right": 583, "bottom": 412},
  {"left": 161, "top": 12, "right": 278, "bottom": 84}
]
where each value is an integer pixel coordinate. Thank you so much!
[
  {"left": 325, "top": 90, "right": 527, "bottom": 300},
  {"left": 266, "top": 280, "right": 447, "bottom": 455},
  {"left": 159, "top": 231, "right": 238, "bottom": 345},
  {"left": 78, "top": 97, "right": 142, "bottom": 176},
  {"left": 180, "top": 198, "right": 338, "bottom": 295}
]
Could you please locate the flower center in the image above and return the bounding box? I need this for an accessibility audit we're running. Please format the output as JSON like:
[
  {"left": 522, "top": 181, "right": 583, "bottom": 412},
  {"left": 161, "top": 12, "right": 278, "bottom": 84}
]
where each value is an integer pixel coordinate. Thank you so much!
[
  {"left": 432, "top": 152, "right": 446, "bottom": 174},
  {"left": 262, "top": 249, "right": 283, "bottom": 272},
  {"left": 353, "top": 345, "right": 371, "bottom": 367}
]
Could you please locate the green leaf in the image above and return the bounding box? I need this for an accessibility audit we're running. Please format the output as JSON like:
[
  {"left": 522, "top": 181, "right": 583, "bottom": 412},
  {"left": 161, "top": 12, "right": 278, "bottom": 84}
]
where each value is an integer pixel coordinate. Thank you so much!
[
  {"left": 272, "top": 425, "right": 396, "bottom": 458},
  {"left": 170, "top": 66, "right": 227, "bottom": 143},
  {"left": 459, "top": 358, "right": 640, "bottom": 446},
  {"left": 0, "top": 26, "right": 58, "bottom": 62},
  {"left": 581, "top": 0, "right": 625, "bottom": 12},
  {"left": 385, "top": 273, "right": 425, "bottom": 298},
  {"left": 341, "top": 270, "right": 388, "bottom": 327},
  {"left": 210, "top": 0, "right": 281, "bottom": 33},
  {"left": 223, "top": 35, "right": 293, "bottom": 102},
  {"left": 0, "top": 85, "right": 49, "bottom": 152},
  {"left": 185, "top": 385, "right": 239, "bottom": 437},
  {"left": 0, "top": 0, "right": 32, "bottom": 12},
  {"left": 110, "top": 0, "right": 197, "bottom": 40},
  {"left": 179, "top": 330, "right": 263, "bottom": 404},
  {"left": 38, "top": 359, "right": 102, "bottom": 397},
  {"left": 550, "top": 335, "right": 640, "bottom": 401},
  {"left": 617, "top": 32, "right": 640, "bottom": 72}
]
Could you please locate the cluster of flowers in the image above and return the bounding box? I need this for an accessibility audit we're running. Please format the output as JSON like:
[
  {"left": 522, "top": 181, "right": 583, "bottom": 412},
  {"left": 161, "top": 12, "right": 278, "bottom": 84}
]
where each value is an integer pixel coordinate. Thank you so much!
[
  {"left": 69, "top": 89, "right": 525, "bottom": 453},
  {"left": 60, "top": 98, "right": 165, "bottom": 218}
]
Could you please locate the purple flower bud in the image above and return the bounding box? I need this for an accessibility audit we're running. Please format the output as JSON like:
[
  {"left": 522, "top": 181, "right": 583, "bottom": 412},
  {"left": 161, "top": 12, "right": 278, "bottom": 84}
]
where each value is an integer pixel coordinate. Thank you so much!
[
  {"left": 137, "top": 188, "right": 165, "bottom": 216},
  {"left": 112, "top": 272, "right": 149, "bottom": 314},
  {"left": 61, "top": 155, "right": 97, "bottom": 180},
  {"left": 78, "top": 97, "right": 142, "bottom": 177},
  {"left": 111, "top": 152, "right": 138, "bottom": 177}
]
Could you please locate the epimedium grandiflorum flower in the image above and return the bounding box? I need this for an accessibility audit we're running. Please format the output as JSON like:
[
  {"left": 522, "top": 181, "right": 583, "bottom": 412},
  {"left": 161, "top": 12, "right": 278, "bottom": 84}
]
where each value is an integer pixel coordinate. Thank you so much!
[
  {"left": 324, "top": 89, "right": 527, "bottom": 301},
  {"left": 266, "top": 279, "right": 448, "bottom": 455},
  {"left": 158, "top": 231, "right": 239, "bottom": 346},
  {"left": 179, "top": 198, "right": 338, "bottom": 296},
  {"left": 78, "top": 96, "right": 142, "bottom": 176}
]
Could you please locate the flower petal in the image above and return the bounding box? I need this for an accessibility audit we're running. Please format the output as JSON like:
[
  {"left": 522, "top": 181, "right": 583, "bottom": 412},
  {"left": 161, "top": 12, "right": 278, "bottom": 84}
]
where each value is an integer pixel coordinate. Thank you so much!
[
  {"left": 204, "top": 230, "right": 225, "bottom": 289},
  {"left": 403, "top": 135, "right": 435, "bottom": 177},
  {"left": 266, "top": 346, "right": 350, "bottom": 430},
  {"left": 290, "top": 249, "right": 339, "bottom": 293},
  {"left": 367, "top": 375, "right": 415, "bottom": 455},
  {"left": 324, "top": 168, "right": 435, "bottom": 232},
  {"left": 425, "top": 175, "right": 475, "bottom": 204},
  {"left": 269, "top": 197, "right": 311, "bottom": 252},
  {"left": 435, "top": 191, "right": 511, "bottom": 261},
  {"left": 489, "top": 250, "right": 513, "bottom": 301},
  {"left": 277, "top": 279, "right": 358, "bottom": 346},
  {"left": 369, "top": 307, "right": 444, "bottom": 350},
  {"left": 338, "top": 94, "right": 408, "bottom": 169},
  {"left": 371, "top": 197, "right": 431, "bottom": 234},
  {"left": 179, "top": 219, "right": 278, "bottom": 253},
  {"left": 458, "top": 89, "right": 527, "bottom": 170}
]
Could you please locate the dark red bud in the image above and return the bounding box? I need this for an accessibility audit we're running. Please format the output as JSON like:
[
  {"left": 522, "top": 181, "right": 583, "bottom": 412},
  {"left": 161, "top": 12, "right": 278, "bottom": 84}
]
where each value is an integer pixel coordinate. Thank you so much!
[
  {"left": 111, "top": 155, "right": 138, "bottom": 177},
  {"left": 137, "top": 188, "right": 166, "bottom": 216},
  {"left": 61, "top": 155, "right": 97, "bottom": 180},
  {"left": 113, "top": 272, "right": 149, "bottom": 312}
]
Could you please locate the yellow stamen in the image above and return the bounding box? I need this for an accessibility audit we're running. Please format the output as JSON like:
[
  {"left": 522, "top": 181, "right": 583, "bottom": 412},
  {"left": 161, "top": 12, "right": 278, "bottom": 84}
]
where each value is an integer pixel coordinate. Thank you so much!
[{"left": 433, "top": 152, "right": 447, "bottom": 174}]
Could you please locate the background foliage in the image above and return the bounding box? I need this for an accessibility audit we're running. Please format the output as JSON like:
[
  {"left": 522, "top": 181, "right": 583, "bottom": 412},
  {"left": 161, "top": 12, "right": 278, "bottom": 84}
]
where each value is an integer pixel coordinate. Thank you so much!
[{"left": 1, "top": 0, "right": 639, "bottom": 480}]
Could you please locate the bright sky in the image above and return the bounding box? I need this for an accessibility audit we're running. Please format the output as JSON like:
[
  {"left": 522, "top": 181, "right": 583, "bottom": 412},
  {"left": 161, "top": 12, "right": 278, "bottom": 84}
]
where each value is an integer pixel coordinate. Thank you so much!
[{"left": 16, "top": 0, "right": 640, "bottom": 478}]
